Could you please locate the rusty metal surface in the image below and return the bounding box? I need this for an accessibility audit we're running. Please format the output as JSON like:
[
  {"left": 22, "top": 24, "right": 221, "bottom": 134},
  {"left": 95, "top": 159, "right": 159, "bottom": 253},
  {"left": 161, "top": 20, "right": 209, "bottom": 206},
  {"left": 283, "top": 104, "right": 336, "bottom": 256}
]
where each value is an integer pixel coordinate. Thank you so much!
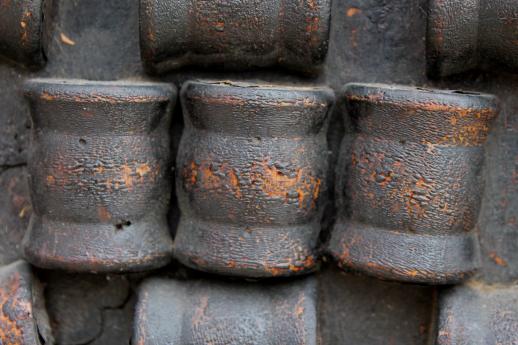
[
  {"left": 0, "top": 0, "right": 515, "bottom": 344},
  {"left": 437, "top": 281, "right": 518, "bottom": 345},
  {"left": 139, "top": 0, "right": 332, "bottom": 75},
  {"left": 427, "top": 0, "right": 518, "bottom": 77},
  {"left": 23, "top": 79, "right": 176, "bottom": 273},
  {"left": 0, "top": 0, "right": 46, "bottom": 69},
  {"left": 0, "top": 260, "right": 53, "bottom": 345},
  {"left": 328, "top": 83, "right": 499, "bottom": 284},
  {"left": 175, "top": 80, "right": 334, "bottom": 277},
  {"left": 134, "top": 275, "right": 317, "bottom": 345}
]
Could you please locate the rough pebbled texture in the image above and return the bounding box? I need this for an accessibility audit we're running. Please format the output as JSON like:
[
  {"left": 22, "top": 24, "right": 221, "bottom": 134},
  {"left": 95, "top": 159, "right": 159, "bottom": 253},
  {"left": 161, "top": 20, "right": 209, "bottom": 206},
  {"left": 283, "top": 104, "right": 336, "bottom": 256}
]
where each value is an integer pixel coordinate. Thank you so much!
[
  {"left": 175, "top": 80, "right": 334, "bottom": 277},
  {"left": 140, "top": 0, "right": 332, "bottom": 75},
  {"left": 437, "top": 281, "right": 518, "bottom": 345},
  {"left": 0, "top": 167, "right": 32, "bottom": 266},
  {"left": 0, "top": 0, "right": 46, "bottom": 69},
  {"left": 318, "top": 265, "right": 435, "bottom": 345},
  {"left": 427, "top": 0, "right": 518, "bottom": 77},
  {"left": 0, "top": 260, "right": 53, "bottom": 345},
  {"left": 134, "top": 275, "right": 318, "bottom": 345},
  {"left": 329, "top": 83, "right": 499, "bottom": 284},
  {"left": 42, "top": 271, "right": 131, "bottom": 345},
  {"left": 23, "top": 79, "right": 176, "bottom": 273}
]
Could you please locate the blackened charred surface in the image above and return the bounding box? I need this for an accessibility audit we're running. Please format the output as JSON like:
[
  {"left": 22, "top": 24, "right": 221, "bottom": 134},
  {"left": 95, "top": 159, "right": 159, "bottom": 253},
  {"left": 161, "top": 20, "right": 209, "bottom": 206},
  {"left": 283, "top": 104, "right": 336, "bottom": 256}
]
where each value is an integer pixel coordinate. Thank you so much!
[
  {"left": 23, "top": 79, "right": 176, "bottom": 273},
  {"left": 318, "top": 265, "right": 435, "bottom": 345},
  {"left": 0, "top": 0, "right": 46, "bottom": 69},
  {"left": 42, "top": 0, "right": 143, "bottom": 80},
  {"left": 437, "top": 281, "right": 518, "bottom": 345},
  {"left": 329, "top": 83, "right": 499, "bottom": 284},
  {"left": 0, "top": 65, "right": 31, "bottom": 166},
  {"left": 0, "top": 260, "right": 53, "bottom": 345},
  {"left": 41, "top": 270, "right": 131, "bottom": 345},
  {"left": 175, "top": 81, "right": 334, "bottom": 277},
  {"left": 140, "top": 0, "right": 331, "bottom": 75},
  {"left": 0, "top": 167, "right": 31, "bottom": 266},
  {"left": 134, "top": 275, "right": 318, "bottom": 345},
  {"left": 427, "top": 0, "right": 518, "bottom": 77}
]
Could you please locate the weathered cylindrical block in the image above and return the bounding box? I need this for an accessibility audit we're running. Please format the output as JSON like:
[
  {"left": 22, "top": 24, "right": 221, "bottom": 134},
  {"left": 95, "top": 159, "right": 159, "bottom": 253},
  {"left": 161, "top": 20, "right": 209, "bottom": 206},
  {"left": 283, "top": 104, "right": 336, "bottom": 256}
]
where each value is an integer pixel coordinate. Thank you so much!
[
  {"left": 0, "top": 260, "right": 53, "bottom": 345},
  {"left": 427, "top": 0, "right": 518, "bottom": 77},
  {"left": 23, "top": 79, "right": 176, "bottom": 273},
  {"left": 176, "top": 81, "right": 334, "bottom": 277},
  {"left": 0, "top": 0, "right": 46, "bottom": 68},
  {"left": 140, "top": 0, "right": 331, "bottom": 74},
  {"left": 436, "top": 282, "right": 518, "bottom": 345},
  {"left": 133, "top": 276, "right": 317, "bottom": 345},
  {"left": 329, "top": 83, "right": 498, "bottom": 284}
]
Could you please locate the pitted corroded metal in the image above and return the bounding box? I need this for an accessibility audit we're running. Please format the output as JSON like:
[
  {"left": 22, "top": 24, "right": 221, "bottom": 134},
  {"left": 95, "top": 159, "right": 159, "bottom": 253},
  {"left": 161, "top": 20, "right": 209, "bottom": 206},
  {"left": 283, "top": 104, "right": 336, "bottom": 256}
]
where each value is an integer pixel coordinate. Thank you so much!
[
  {"left": 133, "top": 276, "right": 317, "bottom": 345},
  {"left": 175, "top": 80, "right": 334, "bottom": 278},
  {"left": 139, "top": 0, "right": 332, "bottom": 74},
  {"left": 0, "top": 0, "right": 46, "bottom": 68},
  {"left": 328, "top": 83, "right": 499, "bottom": 284},
  {"left": 437, "top": 281, "right": 518, "bottom": 345},
  {"left": 0, "top": 260, "right": 53, "bottom": 345},
  {"left": 23, "top": 79, "right": 176, "bottom": 273},
  {"left": 427, "top": 0, "right": 518, "bottom": 77}
]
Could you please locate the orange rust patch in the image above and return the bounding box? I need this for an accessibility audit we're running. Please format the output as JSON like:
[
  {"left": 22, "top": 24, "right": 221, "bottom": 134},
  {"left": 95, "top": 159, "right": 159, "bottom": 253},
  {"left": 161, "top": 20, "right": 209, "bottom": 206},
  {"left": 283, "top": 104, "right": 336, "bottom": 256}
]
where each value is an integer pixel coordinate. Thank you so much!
[
  {"left": 182, "top": 161, "right": 242, "bottom": 199},
  {"left": 121, "top": 164, "right": 133, "bottom": 188},
  {"left": 46, "top": 175, "right": 55, "bottom": 185},
  {"left": 0, "top": 273, "right": 32, "bottom": 343},
  {"left": 307, "top": 0, "right": 318, "bottom": 10},
  {"left": 347, "top": 7, "right": 362, "bottom": 16},
  {"left": 97, "top": 206, "right": 111, "bottom": 222},
  {"left": 250, "top": 160, "right": 321, "bottom": 209},
  {"left": 19, "top": 11, "right": 32, "bottom": 44},
  {"left": 214, "top": 21, "right": 225, "bottom": 30},
  {"left": 228, "top": 168, "right": 242, "bottom": 199},
  {"left": 40, "top": 92, "right": 56, "bottom": 101},
  {"left": 489, "top": 252, "right": 508, "bottom": 267},
  {"left": 136, "top": 164, "right": 151, "bottom": 178}
]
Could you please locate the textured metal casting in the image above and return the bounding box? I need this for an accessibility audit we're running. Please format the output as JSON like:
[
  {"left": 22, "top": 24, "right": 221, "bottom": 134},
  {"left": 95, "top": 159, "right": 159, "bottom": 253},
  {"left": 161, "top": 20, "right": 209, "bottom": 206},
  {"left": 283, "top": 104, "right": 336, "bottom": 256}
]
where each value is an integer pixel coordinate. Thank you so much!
[
  {"left": 175, "top": 80, "right": 334, "bottom": 278},
  {"left": 328, "top": 83, "right": 499, "bottom": 284},
  {"left": 0, "top": 260, "right": 53, "bottom": 345},
  {"left": 133, "top": 276, "right": 318, "bottom": 345},
  {"left": 0, "top": 0, "right": 46, "bottom": 68},
  {"left": 140, "top": 0, "right": 332, "bottom": 74},
  {"left": 427, "top": 0, "right": 518, "bottom": 77},
  {"left": 437, "top": 282, "right": 518, "bottom": 345},
  {"left": 23, "top": 79, "right": 176, "bottom": 273}
]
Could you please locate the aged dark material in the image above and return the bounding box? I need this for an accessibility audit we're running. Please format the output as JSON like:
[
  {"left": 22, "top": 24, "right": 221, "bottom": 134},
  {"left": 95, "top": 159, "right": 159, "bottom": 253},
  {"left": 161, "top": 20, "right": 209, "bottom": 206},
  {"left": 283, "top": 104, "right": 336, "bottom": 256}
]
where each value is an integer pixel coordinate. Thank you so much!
[
  {"left": 437, "top": 281, "right": 518, "bottom": 344},
  {"left": 139, "top": 0, "right": 332, "bottom": 74},
  {"left": 175, "top": 81, "right": 334, "bottom": 277},
  {"left": 329, "top": 83, "right": 498, "bottom": 284},
  {"left": 0, "top": 260, "right": 53, "bottom": 345},
  {"left": 23, "top": 79, "right": 176, "bottom": 273},
  {"left": 0, "top": 0, "right": 46, "bottom": 68},
  {"left": 427, "top": 0, "right": 518, "bottom": 77},
  {"left": 134, "top": 276, "right": 317, "bottom": 345},
  {"left": 0, "top": 167, "right": 32, "bottom": 266}
]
